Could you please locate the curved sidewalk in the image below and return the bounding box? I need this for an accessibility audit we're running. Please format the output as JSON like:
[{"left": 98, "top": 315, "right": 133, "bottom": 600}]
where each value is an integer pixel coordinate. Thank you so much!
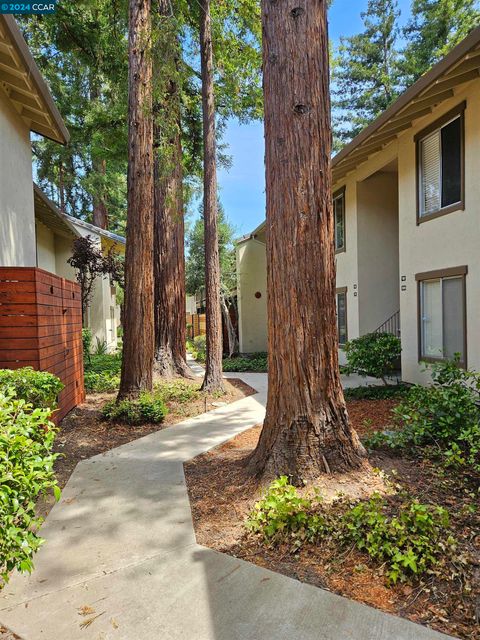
[{"left": 1, "top": 373, "right": 452, "bottom": 639}]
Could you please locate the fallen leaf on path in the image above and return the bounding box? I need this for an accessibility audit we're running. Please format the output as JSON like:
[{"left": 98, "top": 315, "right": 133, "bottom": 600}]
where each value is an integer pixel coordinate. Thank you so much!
[
  {"left": 79, "top": 612, "right": 105, "bottom": 629},
  {"left": 78, "top": 605, "right": 95, "bottom": 616}
]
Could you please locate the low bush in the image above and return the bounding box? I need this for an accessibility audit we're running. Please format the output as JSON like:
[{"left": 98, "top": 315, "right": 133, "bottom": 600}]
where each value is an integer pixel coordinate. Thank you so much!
[
  {"left": 155, "top": 380, "right": 200, "bottom": 404},
  {"left": 344, "top": 333, "right": 401, "bottom": 384},
  {"left": 0, "top": 368, "right": 63, "bottom": 412},
  {"left": 193, "top": 335, "right": 206, "bottom": 362},
  {"left": 223, "top": 353, "right": 268, "bottom": 373},
  {"left": 343, "top": 384, "right": 410, "bottom": 401},
  {"left": 101, "top": 392, "right": 168, "bottom": 425},
  {"left": 82, "top": 328, "right": 92, "bottom": 360},
  {"left": 0, "top": 388, "right": 60, "bottom": 585},
  {"left": 367, "top": 360, "right": 480, "bottom": 471},
  {"left": 247, "top": 477, "right": 455, "bottom": 584},
  {"left": 84, "top": 353, "right": 121, "bottom": 393}
]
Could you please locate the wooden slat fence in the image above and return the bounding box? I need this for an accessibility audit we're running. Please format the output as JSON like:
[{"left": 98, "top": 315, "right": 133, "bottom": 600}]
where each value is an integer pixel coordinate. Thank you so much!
[
  {"left": 186, "top": 312, "right": 206, "bottom": 339},
  {"left": 0, "top": 267, "right": 85, "bottom": 423}
]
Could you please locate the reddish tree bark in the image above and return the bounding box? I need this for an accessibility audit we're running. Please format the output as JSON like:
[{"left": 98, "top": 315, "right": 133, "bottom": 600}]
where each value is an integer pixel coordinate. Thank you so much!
[
  {"left": 199, "top": 0, "right": 225, "bottom": 393},
  {"left": 249, "top": 0, "right": 367, "bottom": 483},
  {"left": 118, "top": 0, "right": 154, "bottom": 399},
  {"left": 153, "top": 121, "right": 191, "bottom": 378}
]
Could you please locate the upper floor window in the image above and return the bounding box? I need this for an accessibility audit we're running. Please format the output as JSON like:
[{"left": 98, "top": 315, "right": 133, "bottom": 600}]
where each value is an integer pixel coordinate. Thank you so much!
[
  {"left": 334, "top": 187, "right": 345, "bottom": 252},
  {"left": 416, "top": 102, "right": 465, "bottom": 222}
]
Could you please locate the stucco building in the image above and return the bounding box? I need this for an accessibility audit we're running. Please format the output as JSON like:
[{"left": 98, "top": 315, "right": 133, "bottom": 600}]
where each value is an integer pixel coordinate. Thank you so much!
[{"left": 237, "top": 27, "right": 480, "bottom": 384}]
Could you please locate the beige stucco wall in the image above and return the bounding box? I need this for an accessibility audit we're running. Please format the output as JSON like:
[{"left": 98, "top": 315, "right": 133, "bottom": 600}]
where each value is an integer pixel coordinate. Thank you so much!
[
  {"left": 35, "top": 221, "right": 56, "bottom": 273},
  {"left": 237, "top": 236, "right": 267, "bottom": 353},
  {"left": 397, "top": 80, "right": 480, "bottom": 384},
  {"left": 357, "top": 172, "right": 399, "bottom": 336},
  {"left": 0, "top": 93, "right": 36, "bottom": 267}
]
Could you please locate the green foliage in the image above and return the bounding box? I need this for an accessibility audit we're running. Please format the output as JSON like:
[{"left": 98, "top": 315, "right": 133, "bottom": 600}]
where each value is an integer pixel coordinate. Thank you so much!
[
  {"left": 101, "top": 393, "right": 168, "bottom": 425},
  {"left": 190, "top": 335, "right": 207, "bottom": 363},
  {"left": 0, "top": 388, "right": 60, "bottom": 585},
  {"left": 155, "top": 380, "right": 200, "bottom": 404},
  {"left": 0, "top": 368, "right": 63, "bottom": 412},
  {"left": 246, "top": 477, "right": 325, "bottom": 545},
  {"left": 343, "top": 384, "right": 410, "bottom": 401},
  {"left": 344, "top": 333, "right": 401, "bottom": 384},
  {"left": 333, "top": 0, "right": 402, "bottom": 143},
  {"left": 84, "top": 353, "right": 121, "bottom": 393},
  {"left": 402, "top": 0, "right": 480, "bottom": 83},
  {"left": 370, "top": 360, "right": 480, "bottom": 471},
  {"left": 223, "top": 353, "right": 268, "bottom": 373},
  {"left": 93, "top": 338, "right": 108, "bottom": 356},
  {"left": 82, "top": 328, "right": 92, "bottom": 360},
  {"left": 247, "top": 478, "right": 455, "bottom": 584},
  {"left": 342, "top": 494, "right": 454, "bottom": 584}
]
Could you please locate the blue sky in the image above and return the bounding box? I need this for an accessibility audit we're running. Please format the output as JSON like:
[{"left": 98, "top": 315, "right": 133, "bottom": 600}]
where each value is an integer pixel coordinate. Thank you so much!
[{"left": 216, "top": 0, "right": 412, "bottom": 237}]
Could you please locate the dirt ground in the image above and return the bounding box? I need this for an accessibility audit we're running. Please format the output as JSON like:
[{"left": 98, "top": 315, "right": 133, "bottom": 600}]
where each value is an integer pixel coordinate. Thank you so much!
[{"left": 184, "top": 400, "right": 480, "bottom": 640}]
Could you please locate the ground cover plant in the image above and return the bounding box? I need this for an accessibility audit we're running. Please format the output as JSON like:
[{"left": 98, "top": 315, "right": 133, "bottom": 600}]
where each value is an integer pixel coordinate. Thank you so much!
[
  {"left": 0, "top": 385, "right": 60, "bottom": 586},
  {"left": 102, "top": 393, "right": 168, "bottom": 425},
  {"left": 84, "top": 353, "right": 122, "bottom": 393},
  {"left": 222, "top": 352, "right": 268, "bottom": 373},
  {"left": 344, "top": 332, "right": 401, "bottom": 384}
]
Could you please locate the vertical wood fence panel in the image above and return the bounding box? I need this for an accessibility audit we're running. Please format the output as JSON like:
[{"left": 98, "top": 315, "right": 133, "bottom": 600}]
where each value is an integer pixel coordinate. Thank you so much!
[{"left": 0, "top": 267, "right": 85, "bottom": 423}]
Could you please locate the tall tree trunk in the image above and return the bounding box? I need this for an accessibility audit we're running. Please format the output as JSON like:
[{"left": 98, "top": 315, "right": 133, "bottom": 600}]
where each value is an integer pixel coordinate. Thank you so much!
[
  {"left": 249, "top": 0, "right": 367, "bottom": 483},
  {"left": 199, "top": 0, "right": 224, "bottom": 393},
  {"left": 221, "top": 295, "right": 237, "bottom": 358},
  {"left": 153, "top": 119, "right": 192, "bottom": 378},
  {"left": 118, "top": 0, "right": 154, "bottom": 400},
  {"left": 152, "top": 1, "right": 191, "bottom": 379}
]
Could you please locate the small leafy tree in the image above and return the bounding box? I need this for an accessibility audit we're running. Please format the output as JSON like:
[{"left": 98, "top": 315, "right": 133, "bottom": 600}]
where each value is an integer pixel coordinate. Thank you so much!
[
  {"left": 344, "top": 332, "right": 401, "bottom": 384},
  {"left": 68, "top": 236, "right": 124, "bottom": 324}
]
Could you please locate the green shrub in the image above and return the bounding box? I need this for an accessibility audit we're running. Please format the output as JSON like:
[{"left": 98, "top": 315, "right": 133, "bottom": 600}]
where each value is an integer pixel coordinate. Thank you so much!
[
  {"left": 82, "top": 328, "right": 92, "bottom": 360},
  {"left": 193, "top": 335, "right": 206, "bottom": 362},
  {"left": 223, "top": 353, "right": 268, "bottom": 373},
  {"left": 101, "top": 392, "right": 168, "bottom": 425},
  {"left": 0, "top": 388, "right": 60, "bottom": 585},
  {"left": 342, "top": 494, "right": 454, "bottom": 584},
  {"left": 93, "top": 337, "right": 108, "bottom": 356},
  {"left": 343, "top": 384, "right": 410, "bottom": 401},
  {"left": 84, "top": 353, "right": 122, "bottom": 393},
  {"left": 0, "top": 368, "right": 63, "bottom": 412},
  {"left": 247, "top": 478, "right": 455, "bottom": 584},
  {"left": 344, "top": 333, "right": 401, "bottom": 384},
  {"left": 246, "top": 477, "right": 325, "bottom": 544},
  {"left": 367, "top": 360, "right": 480, "bottom": 471},
  {"left": 155, "top": 380, "right": 200, "bottom": 403}
]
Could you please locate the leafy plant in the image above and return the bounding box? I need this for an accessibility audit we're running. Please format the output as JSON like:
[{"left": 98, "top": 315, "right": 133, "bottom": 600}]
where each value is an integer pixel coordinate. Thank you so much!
[
  {"left": 246, "top": 477, "right": 324, "bottom": 544},
  {"left": 368, "top": 360, "right": 480, "bottom": 471},
  {"left": 0, "top": 368, "right": 63, "bottom": 412},
  {"left": 193, "top": 335, "right": 207, "bottom": 363},
  {"left": 344, "top": 332, "right": 401, "bottom": 384},
  {"left": 223, "top": 353, "right": 268, "bottom": 373},
  {"left": 247, "top": 478, "right": 455, "bottom": 584},
  {"left": 93, "top": 337, "right": 108, "bottom": 356},
  {"left": 155, "top": 380, "right": 200, "bottom": 404},
  {"left": 82, "top": 328, "right": 92, "bottom": 361},
  {"left": 84, "top": 353, "right": 122, "bottom": 393},
  {"left": 343, "top": 384, "right": 410, "bottom": 401},
  {"left": 101, "top": 393, "right": 168, "bottom": 425},
  {"left": 0, "top": 388, "right": 60, "bottom": 585},
  {"left": 342, "top": 494, "right": 454, "bottom": 584}
]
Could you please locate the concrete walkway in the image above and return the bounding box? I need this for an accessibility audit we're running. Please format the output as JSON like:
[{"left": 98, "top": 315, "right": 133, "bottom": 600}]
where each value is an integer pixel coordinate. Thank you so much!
[{"left": 1, "top": 372, "right": 452, "bottom": 640}]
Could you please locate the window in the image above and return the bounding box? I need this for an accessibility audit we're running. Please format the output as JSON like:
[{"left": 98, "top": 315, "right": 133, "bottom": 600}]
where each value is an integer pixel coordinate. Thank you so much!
[
  {"left": 333, "top": 188, "right": 345, "bottom": 252},
  {"left": 416, "top": 266, "right": 467, "bottom": 366},
  {"left": 336, "top": 288, "right": 347, "bottom": 346},
  {"left": 416, "top": 102, "right": 465, "bottom": 221}
]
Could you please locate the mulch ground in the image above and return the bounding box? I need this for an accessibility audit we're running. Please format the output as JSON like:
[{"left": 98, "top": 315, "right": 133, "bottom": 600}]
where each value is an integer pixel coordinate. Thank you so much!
[{"left": 184, "top": 399, "right": 480, "bottom": 640}]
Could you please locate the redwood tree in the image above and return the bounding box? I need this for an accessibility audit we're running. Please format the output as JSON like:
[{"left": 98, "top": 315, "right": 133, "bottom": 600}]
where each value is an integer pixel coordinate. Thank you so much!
[
  {"left": 152, "top": 3, "right": 191, "bottom": 378},
  {"left": 118, "top": 0, "right": 155, "bottom": 399},
  {"left": 199, "top": 0, "right": 225, "bottom": 393},
  {"left": 249, "top": 0, "right": 367, "bottom": 483}
]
